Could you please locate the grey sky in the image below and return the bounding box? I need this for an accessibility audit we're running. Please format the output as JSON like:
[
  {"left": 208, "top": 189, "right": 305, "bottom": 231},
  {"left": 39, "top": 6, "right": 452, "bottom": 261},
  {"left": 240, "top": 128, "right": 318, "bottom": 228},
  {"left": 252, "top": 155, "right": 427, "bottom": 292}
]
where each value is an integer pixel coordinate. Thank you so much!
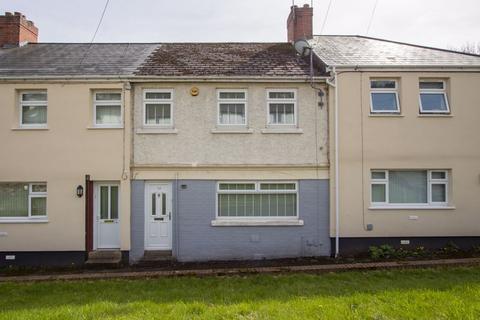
[{"left": 2, "top": 0, "right": 479, "bottom": 49}]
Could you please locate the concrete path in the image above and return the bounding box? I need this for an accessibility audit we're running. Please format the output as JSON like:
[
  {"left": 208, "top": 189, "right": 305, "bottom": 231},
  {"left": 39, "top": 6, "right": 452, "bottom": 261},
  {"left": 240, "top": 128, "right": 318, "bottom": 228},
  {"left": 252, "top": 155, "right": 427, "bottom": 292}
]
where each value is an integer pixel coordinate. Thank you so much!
[{"left": 1, "top": 257, "right": 479, "bottom": 282}]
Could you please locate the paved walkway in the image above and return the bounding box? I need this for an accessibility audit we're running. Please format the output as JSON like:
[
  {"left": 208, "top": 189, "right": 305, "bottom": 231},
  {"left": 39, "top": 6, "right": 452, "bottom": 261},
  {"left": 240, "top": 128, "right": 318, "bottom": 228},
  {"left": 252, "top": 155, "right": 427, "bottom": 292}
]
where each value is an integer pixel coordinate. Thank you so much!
[{"left": 1, "top": 257, "right": 479, "bottom": 282}]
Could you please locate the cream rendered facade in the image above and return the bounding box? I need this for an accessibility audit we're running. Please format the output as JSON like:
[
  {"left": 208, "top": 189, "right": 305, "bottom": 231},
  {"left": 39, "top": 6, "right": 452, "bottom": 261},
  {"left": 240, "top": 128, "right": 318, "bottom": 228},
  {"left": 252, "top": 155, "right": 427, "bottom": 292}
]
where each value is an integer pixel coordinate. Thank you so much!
[
  {"left": 0, "top": 81, "right": 132, "bottom": 263},
  {"left": 329, "top": 70, "right": 480, "bottom": 254}
]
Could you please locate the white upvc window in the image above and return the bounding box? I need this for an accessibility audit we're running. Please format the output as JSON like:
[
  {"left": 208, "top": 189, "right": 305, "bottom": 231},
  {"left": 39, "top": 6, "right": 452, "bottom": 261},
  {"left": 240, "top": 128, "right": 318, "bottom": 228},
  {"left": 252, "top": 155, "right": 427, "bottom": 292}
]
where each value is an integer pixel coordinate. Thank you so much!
[
  {"left": 19, "top": 91, "right": 48, "bottom": 127},
  {"left": 143, "top": 89, "right": 174, "bottom": 127},
  {"left": 266, "top": 89, "right": 297, "bottom": 126},
  {"left": 93, "top": 91, "right": 123, "bottom": 127},
  {"left": 371, "top": 170, "right": 449, "bottom": 207},
  {"left": 216, "top": 182, "right": 298, "bottom": 220},
  {"left": 419, "top": 80, "right": 450, "bottom": 114},
  {"left": 0, "top": 183, "right": 47, "bottom": 220},
  {"left": 370, "top": 80, "right": 400, "bottom": 113},
  {"left": 217, "top": 89, "right": 247, "bottom": 126}
]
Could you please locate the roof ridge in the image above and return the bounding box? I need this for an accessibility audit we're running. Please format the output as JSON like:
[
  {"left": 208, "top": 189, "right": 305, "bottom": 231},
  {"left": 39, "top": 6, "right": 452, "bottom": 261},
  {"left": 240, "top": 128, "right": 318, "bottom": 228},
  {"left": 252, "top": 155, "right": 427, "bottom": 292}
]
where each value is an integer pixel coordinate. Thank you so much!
[{"left": 312, "top": 34, "right": 480, "bottom": 58}]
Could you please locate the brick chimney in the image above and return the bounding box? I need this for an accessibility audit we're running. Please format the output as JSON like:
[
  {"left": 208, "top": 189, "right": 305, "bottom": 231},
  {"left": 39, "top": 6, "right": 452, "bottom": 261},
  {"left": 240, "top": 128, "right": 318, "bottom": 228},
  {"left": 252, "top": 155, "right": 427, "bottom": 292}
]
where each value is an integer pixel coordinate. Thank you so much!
[
  {"left": 0, "top": 12, "right": 38, "bottom": 48},
  {"left": 287, "top": 4, "right": 313, "bottom": 43}
]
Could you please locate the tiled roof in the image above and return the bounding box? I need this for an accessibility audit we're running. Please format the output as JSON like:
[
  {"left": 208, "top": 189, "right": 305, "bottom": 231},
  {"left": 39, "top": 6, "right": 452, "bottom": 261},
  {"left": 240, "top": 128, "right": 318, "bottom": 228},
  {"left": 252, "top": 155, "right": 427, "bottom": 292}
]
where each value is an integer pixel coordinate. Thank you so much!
[
  {"left": 309, "top": 35, "right": 480, "bottom": 67},
  {"left": 135, "top": 43, "right": 314, "bottom": 77},
  {"left": 0, "top": 43, "right": 159, "bottom": 77}
]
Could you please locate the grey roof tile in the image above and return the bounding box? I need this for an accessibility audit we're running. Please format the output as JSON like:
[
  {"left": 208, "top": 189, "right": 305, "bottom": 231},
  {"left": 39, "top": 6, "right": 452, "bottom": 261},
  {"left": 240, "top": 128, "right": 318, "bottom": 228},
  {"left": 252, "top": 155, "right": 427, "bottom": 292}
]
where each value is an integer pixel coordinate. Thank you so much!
[
  {"left": 310, "top": 35, "right": 480, "bottom": 67},
  {"left": 0, "top": 43, "right": 159, "bottom": 77}
]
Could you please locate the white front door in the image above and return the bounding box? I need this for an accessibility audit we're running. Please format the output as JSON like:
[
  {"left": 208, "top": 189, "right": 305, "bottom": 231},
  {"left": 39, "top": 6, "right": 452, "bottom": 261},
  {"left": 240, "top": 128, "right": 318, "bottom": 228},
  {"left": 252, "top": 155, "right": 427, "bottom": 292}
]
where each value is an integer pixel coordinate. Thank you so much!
[
  {"left": 95, "top": 183, "right": 120, "bottom": 249},
  {"left": 145, "top": 183, "right": 172, "bottom": 250}
]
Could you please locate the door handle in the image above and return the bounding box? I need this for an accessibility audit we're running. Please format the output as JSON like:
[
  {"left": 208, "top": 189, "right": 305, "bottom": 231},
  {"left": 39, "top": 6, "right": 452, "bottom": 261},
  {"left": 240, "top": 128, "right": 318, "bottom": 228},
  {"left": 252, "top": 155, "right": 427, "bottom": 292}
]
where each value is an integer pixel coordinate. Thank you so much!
[{"left": 168, "top": 212, "right": 171, "bottom": 220}]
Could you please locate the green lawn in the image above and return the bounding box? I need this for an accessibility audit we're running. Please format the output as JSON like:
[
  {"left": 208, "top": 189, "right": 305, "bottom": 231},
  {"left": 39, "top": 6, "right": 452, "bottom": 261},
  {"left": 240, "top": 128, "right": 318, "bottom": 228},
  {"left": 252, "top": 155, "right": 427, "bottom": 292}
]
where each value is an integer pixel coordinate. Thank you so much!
[{"left": 1, "top": 267, "right": 480, "bottom": 319}]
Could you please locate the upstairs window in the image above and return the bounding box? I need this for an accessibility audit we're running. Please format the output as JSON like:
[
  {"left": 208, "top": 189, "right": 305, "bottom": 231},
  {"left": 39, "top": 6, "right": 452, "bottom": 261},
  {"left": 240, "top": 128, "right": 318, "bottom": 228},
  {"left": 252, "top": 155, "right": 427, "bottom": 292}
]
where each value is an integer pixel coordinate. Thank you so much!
[
  {"left": 217, "top": 90, "right": 247, "bottom": 126},
  {"left": 94, "top": 92, "right": 122, "bottom": 127},
  {"left": 143, "top": 89, "right": 173, "bottom": 127},
  {"left": 20, "top": 91, "right": 47, "bottom": 127},
  {"left": 267, "top": 90, "right": 297, "bottom": 126},
  {"left": 0, "top": 183, "right": 47, "bottom": 219},
  {"left": 370, "top": 80, "right": 400, "bottom": 113},
  {"left": 419, "top": 81, "right": 450, "bottom": 114}
]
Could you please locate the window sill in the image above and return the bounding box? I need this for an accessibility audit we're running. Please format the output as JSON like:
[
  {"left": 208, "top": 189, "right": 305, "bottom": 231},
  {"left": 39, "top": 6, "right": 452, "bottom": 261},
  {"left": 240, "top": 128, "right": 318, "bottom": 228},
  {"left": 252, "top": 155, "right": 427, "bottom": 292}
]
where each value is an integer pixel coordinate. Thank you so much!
[
  {"left": 418, "top": 114, "right": 453, "bottom": 118},
  {"left": 136, "top": 128, "right": 178, "bottom": 134},
  {"left": 0, "top": 218, "right": 49, "bottom": 224},
  {"left": 369, "top": 113, "right": 404, "bottom": 118},
  {"left": 12, "top": 126, "right": 49, "bottom": 131},
  {"left": 211, "top": 219, "right": 304, "bottom": 226},
  {"left": 211, "top": 128, "right": 253, "bottom": 134},
  {"left": 369, "top": 206, "right": 455, "bottom": 210},
  {"left": 261, "top": 128, "right": 303, "bottom": 134},
  {"left": 87, "top": 126, "right": 124, "bottom": 130}
]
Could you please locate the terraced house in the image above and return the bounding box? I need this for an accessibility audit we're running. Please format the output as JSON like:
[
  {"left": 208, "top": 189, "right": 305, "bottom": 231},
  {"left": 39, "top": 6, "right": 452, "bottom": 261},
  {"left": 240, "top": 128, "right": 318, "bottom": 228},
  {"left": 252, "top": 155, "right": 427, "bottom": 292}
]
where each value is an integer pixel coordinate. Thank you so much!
[{"left": 1, "top": 5, "right": 479, "bottom": 267}]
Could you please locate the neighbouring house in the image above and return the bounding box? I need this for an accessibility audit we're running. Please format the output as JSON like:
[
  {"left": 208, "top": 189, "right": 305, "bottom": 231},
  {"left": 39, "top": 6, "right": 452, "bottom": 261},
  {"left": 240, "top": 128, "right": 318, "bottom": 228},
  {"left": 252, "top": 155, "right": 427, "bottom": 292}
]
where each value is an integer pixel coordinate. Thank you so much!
[
  {"left": 308, "top": 35, "right": 480, "bottom": 255},
  {"left": 1, "top": 5, "right": 479, "bottom": 267}
]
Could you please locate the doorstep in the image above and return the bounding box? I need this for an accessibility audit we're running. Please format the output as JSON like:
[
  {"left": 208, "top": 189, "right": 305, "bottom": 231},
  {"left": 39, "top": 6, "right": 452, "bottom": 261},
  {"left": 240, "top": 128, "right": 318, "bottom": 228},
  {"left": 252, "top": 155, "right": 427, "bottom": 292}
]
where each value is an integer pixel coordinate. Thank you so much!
[
  {"left": 1, "top": 257, "right": 480, "bottom": 282},
  {"left": 85, "top": 250, "right": 122, "bottom": 267}
]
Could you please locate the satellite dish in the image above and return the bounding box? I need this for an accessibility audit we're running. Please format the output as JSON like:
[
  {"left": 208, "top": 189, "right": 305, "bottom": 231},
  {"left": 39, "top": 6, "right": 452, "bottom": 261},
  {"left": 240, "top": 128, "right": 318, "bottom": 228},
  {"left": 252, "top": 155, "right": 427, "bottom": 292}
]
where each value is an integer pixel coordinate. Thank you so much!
[{"left": 294, "top": 39, "right": 311, "bottom": 57}]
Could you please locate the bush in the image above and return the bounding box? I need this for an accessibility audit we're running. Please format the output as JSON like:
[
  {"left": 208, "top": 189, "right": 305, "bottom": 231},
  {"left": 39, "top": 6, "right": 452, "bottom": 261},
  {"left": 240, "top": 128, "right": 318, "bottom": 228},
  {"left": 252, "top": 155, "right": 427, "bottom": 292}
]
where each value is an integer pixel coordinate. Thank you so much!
[{"left": 369, "top": 244, "right": 396, "bottom": 260}]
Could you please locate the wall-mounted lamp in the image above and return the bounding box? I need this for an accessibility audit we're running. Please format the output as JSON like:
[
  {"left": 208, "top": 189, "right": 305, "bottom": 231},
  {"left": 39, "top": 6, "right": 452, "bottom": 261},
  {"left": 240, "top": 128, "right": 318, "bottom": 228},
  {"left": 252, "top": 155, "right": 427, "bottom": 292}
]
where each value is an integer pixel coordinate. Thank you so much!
[
  {"left": 318, "top": 90, "right": 325, "bottom": 108},
  {"left": 76, "top": 185, "right": 84, "bottom": 198}
]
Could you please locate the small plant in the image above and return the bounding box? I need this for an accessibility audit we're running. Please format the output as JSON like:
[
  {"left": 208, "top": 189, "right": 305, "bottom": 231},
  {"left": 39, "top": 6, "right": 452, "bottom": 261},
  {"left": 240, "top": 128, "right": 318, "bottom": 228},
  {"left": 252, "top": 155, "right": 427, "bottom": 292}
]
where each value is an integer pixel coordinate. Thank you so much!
[
  {"left": 472, "top": 245, "right": 480, "bottom": 255},
  {"left": 369, "top": 244, "right": 396, "bottom": 260},
  {"left": 440, "top": 241, "right": 460, "bottom": 255}
]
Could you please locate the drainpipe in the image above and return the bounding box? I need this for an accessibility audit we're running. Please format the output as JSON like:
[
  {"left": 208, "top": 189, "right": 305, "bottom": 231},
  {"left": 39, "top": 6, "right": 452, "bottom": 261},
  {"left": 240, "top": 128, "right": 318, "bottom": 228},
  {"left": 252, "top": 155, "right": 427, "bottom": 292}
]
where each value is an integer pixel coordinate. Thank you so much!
[{"left": 326, "top": 67, "right": 339, "bottom": 258}]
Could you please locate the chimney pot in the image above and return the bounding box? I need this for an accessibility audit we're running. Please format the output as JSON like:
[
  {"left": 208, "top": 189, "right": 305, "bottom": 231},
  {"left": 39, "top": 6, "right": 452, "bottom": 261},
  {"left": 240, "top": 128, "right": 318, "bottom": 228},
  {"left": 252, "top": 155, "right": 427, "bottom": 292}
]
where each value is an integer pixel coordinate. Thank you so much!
[{"left": 5, "top": 12, "right": 12, "bottom": 16}]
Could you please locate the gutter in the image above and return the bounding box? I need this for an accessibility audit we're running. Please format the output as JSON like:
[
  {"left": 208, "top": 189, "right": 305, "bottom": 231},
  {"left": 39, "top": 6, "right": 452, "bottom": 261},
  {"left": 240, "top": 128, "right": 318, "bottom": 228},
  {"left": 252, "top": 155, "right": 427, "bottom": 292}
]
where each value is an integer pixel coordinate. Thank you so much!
[
  {"left": 0, "top": 75, "right": 329, "bottom": 82},
  {"left": 330, "top": 65, "right": 480, "bottom": 71},
  {"left": 326, "top": 67, "right": 339, "bottom": 258}
]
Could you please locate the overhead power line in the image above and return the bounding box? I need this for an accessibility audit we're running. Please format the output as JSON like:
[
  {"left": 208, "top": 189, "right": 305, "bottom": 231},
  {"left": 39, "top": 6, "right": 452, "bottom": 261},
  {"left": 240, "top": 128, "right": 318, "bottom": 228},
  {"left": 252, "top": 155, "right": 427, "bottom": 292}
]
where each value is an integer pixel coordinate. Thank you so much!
[
  {"left": 320, "top": 0, "right": 333, "bottom": 34},
  {"left": 89, "top": 0, "right": 110, "bottom": 43},
  {"left": 366, "top": 0, "right": 379, "bottom": 35},
  {"left": 79, "top": 0, "right": 110, "bottom": 65}
]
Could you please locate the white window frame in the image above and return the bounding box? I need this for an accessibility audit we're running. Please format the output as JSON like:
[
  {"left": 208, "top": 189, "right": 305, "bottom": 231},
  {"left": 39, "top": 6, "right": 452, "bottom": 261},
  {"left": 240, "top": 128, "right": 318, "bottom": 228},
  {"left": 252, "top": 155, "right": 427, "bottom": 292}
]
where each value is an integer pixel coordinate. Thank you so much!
[
  {"left": 370, "top": 170, "right": 449, "bottom": 208},
  {"left": 419, "top": 80, "right": 450, "bottom": 114},
  {"left": 143, "top": 89, "right": 174, "bottom": 128},
  {"left": 369, "top": 80, "right": 400, "bottom": 114},
  {"left": 0, "top": 183, "right": 47, "bottom": 221},
  {"left": 217, "top": 89, "right": 248, "bottom": 127},
  {"left": 215, "top": 181, "right": 299, "bottom": 221},
  {"left": 266, "top": 89, "right": 297, "bottom": 127},
  {"left": 429, "top": 171, "right": 449, "bottom": 205},
  {"left": 19, "top": 90, "right": 48, "bottom": 128},
  {"left": 93, "top": 91, "right": 123, "bottom": 128}
]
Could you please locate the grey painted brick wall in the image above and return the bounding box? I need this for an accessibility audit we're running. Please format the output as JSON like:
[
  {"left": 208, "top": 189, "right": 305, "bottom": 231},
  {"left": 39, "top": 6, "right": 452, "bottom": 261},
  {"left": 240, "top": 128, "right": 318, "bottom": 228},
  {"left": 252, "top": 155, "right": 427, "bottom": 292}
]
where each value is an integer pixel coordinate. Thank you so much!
[
  {"left": 131, "top": 179, "right": 330, "bottom": 263},
  {"left": 130, "top": 180, "right": 145, "bottom": 263}
]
